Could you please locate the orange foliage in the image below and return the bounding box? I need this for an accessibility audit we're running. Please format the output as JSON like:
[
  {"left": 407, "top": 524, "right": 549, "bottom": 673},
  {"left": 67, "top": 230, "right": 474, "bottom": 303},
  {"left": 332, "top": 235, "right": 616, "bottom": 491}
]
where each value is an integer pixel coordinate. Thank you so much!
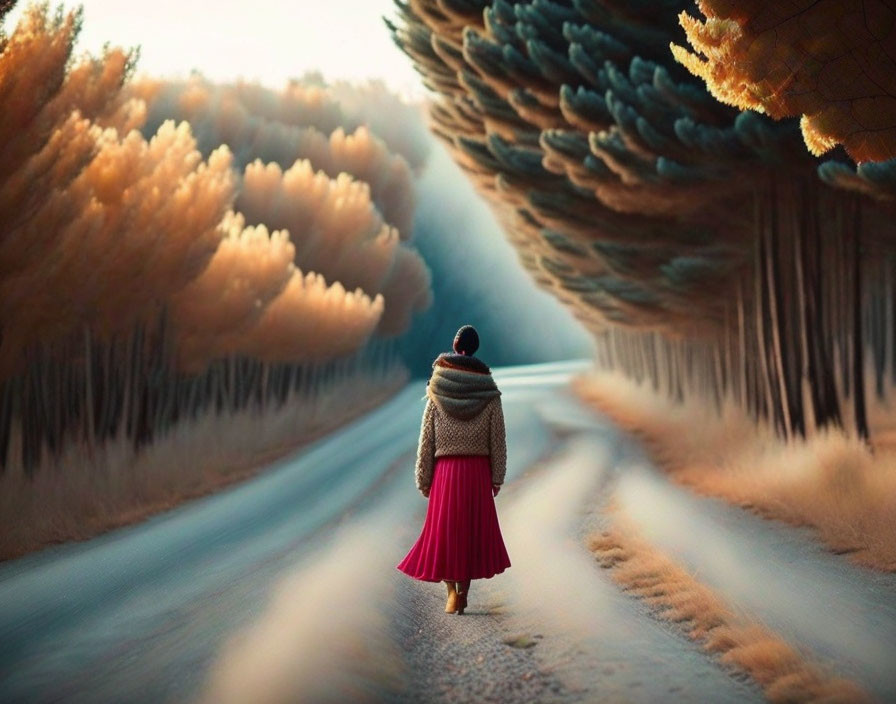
[
  {"left": 0, "top": 4, "right": 433, "bottom": 378},
  {"left": 130, "top": 76, "right": 421, "bottom": 238},
  {"left": 672, "top": 0, "right": 896, "bottom": 162}
]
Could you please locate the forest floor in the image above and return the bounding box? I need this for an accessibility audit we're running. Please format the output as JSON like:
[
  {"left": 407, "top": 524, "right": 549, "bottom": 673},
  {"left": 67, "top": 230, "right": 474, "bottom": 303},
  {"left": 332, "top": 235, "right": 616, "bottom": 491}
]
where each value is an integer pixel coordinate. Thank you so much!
[{"left": 0, "top": 360, "right": 894, "bottom": 703}]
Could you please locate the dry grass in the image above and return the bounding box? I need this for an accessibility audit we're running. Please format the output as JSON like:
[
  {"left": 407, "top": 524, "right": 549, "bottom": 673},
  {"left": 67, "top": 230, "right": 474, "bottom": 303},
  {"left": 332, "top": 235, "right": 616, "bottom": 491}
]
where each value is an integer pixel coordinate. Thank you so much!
[
  {"left": 0, "top": 367, "right": 407, "bottom": 562},
  {"left": 589, "top": 519, "right": 871, "bottom": 703},
  {"left": 572, "top": 370, "right": 896, "bottom": 572}
]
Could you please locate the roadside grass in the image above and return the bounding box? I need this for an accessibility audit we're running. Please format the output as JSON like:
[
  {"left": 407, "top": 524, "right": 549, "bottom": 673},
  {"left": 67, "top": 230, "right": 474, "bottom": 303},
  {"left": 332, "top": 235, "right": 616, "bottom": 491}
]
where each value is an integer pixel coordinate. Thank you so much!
[
  {"left": 0, "top": 367, "right": 407, "bottom": 561},
  {"left": 589, "top": 516, "right": 870, "bottom": 703},
  {"left": 572, "top": 370, "right": 896, "bottom": 572}
]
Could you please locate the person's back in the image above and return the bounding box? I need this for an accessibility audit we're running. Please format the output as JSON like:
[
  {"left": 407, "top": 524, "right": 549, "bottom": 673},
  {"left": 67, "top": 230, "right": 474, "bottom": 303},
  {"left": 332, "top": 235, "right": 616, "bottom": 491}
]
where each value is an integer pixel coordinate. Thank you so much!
[
  {"left": 397, "top": 325, "right": 511, "bottom": 615},
  {"left": 415, "top": 358, "right": 507, "bottom": 494},
  {"left": 429, "top": 394, "right": 504, "bottom": 462}
]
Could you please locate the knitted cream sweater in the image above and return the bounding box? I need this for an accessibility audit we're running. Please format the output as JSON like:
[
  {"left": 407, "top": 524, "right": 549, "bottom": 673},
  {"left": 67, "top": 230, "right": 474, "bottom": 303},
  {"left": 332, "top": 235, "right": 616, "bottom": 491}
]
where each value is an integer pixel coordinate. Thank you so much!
[{"left": 414, "top": 395, "right": 507, "bottom": 490}]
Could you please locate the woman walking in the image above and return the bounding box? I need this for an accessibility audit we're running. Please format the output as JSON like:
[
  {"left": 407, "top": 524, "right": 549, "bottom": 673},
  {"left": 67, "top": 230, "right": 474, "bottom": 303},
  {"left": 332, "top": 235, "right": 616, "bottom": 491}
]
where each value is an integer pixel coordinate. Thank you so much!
[{"left": 397, "top": 325, "right": 511, "bottom": 614}]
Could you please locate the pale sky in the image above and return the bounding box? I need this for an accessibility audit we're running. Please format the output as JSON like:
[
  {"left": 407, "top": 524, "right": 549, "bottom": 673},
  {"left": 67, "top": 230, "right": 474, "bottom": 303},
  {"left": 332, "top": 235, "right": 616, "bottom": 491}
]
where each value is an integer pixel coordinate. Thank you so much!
[{"left": 5, "top": 0, "right": 427, "bottom": 98}]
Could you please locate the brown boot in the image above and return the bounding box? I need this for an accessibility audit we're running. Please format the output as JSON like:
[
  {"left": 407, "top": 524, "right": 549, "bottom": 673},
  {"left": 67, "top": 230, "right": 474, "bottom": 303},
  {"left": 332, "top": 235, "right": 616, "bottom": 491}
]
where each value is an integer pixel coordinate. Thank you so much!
[
  {"left": 444, "top": 580, "right": 458, "bottom": 613},
  {"left": 455, "top": 580, "right": 470, "bottom": 615}
]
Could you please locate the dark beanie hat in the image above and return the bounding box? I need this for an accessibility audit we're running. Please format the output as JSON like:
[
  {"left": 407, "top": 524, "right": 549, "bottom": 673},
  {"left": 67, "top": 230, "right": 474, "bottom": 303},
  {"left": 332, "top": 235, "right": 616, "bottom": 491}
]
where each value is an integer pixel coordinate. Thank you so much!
[{"left": 453, "top": 325, "right": 479, "bottom": 355}]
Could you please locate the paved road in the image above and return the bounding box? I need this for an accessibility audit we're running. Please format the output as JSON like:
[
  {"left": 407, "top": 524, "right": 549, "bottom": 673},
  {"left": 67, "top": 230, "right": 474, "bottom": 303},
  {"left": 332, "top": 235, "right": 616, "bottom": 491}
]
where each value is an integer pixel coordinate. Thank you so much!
[{"left": 0, "top": 359, "right": 893, "bottom": 703}]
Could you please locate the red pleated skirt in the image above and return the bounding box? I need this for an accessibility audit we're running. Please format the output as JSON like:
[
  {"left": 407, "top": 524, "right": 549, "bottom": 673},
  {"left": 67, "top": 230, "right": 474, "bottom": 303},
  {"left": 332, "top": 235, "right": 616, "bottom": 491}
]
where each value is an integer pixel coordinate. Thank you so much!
[{"left": 397, "top": 454, "right": 511, "bottom": 582}]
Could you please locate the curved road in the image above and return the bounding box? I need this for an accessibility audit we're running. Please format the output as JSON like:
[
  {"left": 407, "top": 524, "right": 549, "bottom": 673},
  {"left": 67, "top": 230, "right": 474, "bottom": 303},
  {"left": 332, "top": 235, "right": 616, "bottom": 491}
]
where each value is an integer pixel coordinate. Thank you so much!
[{"left": 0, "top": 360, "right": 894, "bottom": 703}]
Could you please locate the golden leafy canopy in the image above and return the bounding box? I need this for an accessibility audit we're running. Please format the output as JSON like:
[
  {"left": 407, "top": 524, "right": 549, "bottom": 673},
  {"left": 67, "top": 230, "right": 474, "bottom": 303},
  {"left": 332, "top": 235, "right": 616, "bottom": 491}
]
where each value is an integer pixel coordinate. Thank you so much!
[
  {"left": 672, "top": 0, "right": 896, "bottom": 162},
  {"left": 0, "top": 3, "right": 433, "bottom": 378}
]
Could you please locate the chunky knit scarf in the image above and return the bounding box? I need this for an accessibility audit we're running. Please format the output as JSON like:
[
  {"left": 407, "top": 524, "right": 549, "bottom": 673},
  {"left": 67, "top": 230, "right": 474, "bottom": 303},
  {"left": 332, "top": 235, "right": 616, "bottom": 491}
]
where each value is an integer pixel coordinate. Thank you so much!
[
  {"left": 424, "top": 358, "right": 501, "bottom": 420},
  {"left": 431, "top": 351, "right": 491, "bottom": 374}
]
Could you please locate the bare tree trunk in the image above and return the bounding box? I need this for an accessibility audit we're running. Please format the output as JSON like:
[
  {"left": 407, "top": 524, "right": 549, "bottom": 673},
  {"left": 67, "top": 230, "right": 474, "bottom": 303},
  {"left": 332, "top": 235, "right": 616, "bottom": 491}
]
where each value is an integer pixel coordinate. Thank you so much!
[
  {"left": 852, "top": 197, "right": 870, "bottom": 441},
  {"left": 766, "top": 179, "right": 796, "bottom": 437},
  {"left": 755, "top": 190, "right": 784, "bottom": 434}
]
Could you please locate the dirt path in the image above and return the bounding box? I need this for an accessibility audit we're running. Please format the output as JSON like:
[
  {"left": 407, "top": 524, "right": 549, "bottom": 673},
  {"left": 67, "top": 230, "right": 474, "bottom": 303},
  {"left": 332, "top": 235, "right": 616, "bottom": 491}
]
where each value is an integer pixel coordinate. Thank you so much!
[
  {"left": 384, "top": 407, "right": 762, "bottom": 704},
  {"left": 1, "top": 360, "right": 892, "bottom": 703},
  {"left": 380, "top": 378, "right": 894, "bottom": 703}
]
